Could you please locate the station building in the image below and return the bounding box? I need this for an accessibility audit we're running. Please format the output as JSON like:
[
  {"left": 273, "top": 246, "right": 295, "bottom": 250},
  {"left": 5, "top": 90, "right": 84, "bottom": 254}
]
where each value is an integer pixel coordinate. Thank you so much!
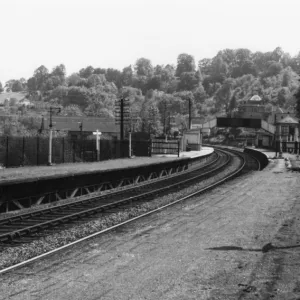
[{"left": 233, "top": 95, "right": 299, "bottom": 148}]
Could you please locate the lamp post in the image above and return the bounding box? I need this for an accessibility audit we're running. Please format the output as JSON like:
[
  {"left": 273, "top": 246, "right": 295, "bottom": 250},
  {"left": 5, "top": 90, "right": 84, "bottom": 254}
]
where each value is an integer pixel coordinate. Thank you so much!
[
  {"left": 188, "top": 98, "right": 192, "bottom": 130},
  {"left": 48, "top": 107, "right": 61, "bottom": 166}
]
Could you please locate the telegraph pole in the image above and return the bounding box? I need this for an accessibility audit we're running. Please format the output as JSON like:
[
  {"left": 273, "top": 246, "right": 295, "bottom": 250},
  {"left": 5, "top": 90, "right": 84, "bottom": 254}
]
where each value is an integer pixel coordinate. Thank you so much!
[
  {"left": 120, "top": 98, "right": 124, "bottom": 141},
  {"left": 188, "top": 98, "right": 192, "bottom": 130}
]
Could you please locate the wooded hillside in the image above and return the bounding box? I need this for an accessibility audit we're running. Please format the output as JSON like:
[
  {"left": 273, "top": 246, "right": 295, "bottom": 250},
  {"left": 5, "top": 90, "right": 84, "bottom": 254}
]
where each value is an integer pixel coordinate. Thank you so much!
[{"left": 1, "top": 46, "right": 300, "bottom": 136}]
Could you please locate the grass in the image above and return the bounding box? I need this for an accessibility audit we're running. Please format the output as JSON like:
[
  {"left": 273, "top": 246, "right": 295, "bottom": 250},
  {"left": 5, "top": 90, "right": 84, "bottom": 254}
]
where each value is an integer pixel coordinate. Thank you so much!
[{"left": 0, "top": 92, "right": 26, "bottom": 104}]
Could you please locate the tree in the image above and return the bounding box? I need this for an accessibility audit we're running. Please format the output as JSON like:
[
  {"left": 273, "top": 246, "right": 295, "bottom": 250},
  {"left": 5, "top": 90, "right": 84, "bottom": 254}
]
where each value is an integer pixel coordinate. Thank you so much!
[
  {"left": 134, "top": 58, "right": 153, "bottom": 77},
  {"left": 106, "top": 68, "right": 122, "bottom": 88},
  {"left": 52, "top": 64, "right": 66, "bottom": 78},
  {"left": 177, "top": 72, "right": 199, "bottom": 91},
  {"left": 266, "top": 61, "right": 283, "bottom": 77},
  {"left": 60, "top": 105, "right": 84, "bottom": 117},
  {"left": 198, "top": 58, "right": 212, "bottom": 76},
  {"left": 235, "top": 48, "right": 252, "bottom": 67},
  {"left": 87, "top": 74, "right": 106, "bottom": 87},
  {"left": 5, "top": 79, "right": 16, "bottom": 89},
  {"left": 282, "top": 67, "right": 293, "bottom": 87},
  {"left": 67, "top": 73, "right": 81, "bottom": 86},
  {"left": 241, "top": 60, "right": 257, "bottom": 76},
  {"left": 193, "top": 84, "right": 207, "bottom": 104},
  {"left": 229, "top": 94, "right": 237, "bottom": 112},
  {"left": 122, "top": 65, "right": 133, "bottom": 86},
  {"left": 214, "top": 78, "right": 235, "bottom": 111},
  {"left": 272, "top": 47, "right": 284, "bottom": 62},
  {"left": 94, "top": 68, "right": 106, "bottom": 75},
  {"left": 50, "top": 64, "right": 66, "bottom": 87},
  {"left": 34, "top": 65, "right": 49, "bottom": 90},
  {"left": 12, "top": 80, "right": 23, "bottom": 92},
  {"left": 79, "top": 66, "right": 94, "bottom": 78},
  {"left": 0, "top": 82, "right": 3, "bottom": 93},
  {"left": 65, "top": 86, "right": 90, "bottom": 108},
  {"left": 210, "top": 56, "right": 228, "bottom": 82},
  {"left": 27, "top": 77, "right": 37, "bottom": 92},
  {"left": 295, "top": 83, "right": 300, "bottom": 118},
  {"left": 176, "top": 53, "right": 196, "bottom": 77},
  {"left": 147, "top": 105, "right": 161, "bottom": 135},
  {"left": 49, "top": 85, "right": 69, "bottom": 104}
]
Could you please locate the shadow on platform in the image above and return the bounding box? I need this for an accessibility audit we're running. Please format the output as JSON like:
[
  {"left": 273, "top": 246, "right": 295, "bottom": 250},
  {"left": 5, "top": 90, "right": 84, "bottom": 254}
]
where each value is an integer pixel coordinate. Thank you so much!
[{"left": 205, "top": 242, "right": 300, "bottom": 253}]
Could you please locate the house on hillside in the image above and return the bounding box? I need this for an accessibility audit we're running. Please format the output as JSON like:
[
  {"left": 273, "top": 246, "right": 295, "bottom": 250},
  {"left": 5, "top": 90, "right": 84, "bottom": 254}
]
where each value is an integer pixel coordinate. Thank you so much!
[{"left": 41, "top": 116, "right": 120, "bottom": 139}]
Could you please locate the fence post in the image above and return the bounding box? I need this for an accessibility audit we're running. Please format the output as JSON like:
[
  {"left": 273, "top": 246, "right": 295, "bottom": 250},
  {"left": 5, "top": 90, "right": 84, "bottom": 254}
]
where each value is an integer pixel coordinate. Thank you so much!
[
  {"left": 178, "top": 140, "right": 180, "bottom": 157},
  {"left": 149, "top": 139, "right": 152, "bottom": 157},
  {"left": 37, "top": 136, "right": 39, "bottom": 166},
  {"left": 6, "top": 136, "right": 9, "bottom": 168},
  {"left": 62, "top": 137, "right": 65, "bottom": 163},
  {"left": 72, "top": 140, "right": 76, "bottom": 162},
  {"left": 22, "top": 136, "right": 25, "bottom": 166}
]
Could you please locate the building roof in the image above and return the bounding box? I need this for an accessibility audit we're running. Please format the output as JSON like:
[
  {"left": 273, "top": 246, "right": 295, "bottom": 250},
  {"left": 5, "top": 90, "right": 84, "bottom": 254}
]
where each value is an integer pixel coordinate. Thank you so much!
[
  {"left": 249, "top": 95, "right": 262, "bottom": 101},
  {"left": 276, "top": 115, "right": 299, "bottom": 124},
  {"left": 42, "top": 116, "right": 119, "bottom": 133}
]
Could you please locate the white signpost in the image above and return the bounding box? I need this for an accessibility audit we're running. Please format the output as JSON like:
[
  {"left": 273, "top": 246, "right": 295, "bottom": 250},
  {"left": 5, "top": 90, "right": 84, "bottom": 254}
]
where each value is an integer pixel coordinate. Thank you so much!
[{"left": 93, "top": 130, "right": 102, "bottom": 161}]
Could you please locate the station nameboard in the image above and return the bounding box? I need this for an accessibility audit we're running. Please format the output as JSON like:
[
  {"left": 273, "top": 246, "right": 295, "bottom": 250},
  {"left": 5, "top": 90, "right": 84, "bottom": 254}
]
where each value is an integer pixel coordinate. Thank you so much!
[{"left": 217, "top": 118, "right": 262, "bottom": 128}]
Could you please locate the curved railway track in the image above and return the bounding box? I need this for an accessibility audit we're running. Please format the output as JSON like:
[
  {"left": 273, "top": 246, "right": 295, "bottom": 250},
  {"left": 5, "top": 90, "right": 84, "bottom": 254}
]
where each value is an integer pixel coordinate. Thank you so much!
[{"left": 0, "top": 147, "right": 261, "bottom": 273}]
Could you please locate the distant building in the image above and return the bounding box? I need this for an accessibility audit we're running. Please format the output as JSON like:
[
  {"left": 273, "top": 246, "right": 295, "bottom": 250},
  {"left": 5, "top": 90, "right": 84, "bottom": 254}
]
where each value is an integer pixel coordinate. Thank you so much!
[
  {"left": 235, "top": 95, "right": 296, "bottom": 125},
  {"left": 275, "top": 114, "right": 299, "bottom": 142},
  {"left": 235, "top": 95, "right": 268, "bottom": 119}
]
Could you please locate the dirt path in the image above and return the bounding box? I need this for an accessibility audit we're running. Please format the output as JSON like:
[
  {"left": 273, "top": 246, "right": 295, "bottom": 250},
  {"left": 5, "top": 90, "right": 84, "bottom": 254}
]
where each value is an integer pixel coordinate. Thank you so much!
[{"left": 0, "top": 158, "right": 299, "bottom": 300}]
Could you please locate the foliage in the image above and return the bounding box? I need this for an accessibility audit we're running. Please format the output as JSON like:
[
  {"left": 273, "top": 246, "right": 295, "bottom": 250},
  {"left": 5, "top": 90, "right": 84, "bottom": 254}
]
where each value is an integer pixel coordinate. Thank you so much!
[
  {"left": 134, "top": 58, "right": 153, "bottom": 77},
  {"left": 295, "top": 82, "right": 300, "bottom": 118},
  {"left": 3, "top": 46, "right": 300, "bottom": 138},
  {"left": 176, "top": 53, "right": 196, "bottom": 76}
]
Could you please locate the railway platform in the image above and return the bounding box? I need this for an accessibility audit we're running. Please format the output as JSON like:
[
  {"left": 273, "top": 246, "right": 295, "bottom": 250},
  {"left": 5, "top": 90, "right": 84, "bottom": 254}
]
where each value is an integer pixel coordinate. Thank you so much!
[
  {"left": 0, "top": 147, "right": 214, "bottom": 213},
  {"left": 253, "top": 147, "right": 300, "bottom": 171}
]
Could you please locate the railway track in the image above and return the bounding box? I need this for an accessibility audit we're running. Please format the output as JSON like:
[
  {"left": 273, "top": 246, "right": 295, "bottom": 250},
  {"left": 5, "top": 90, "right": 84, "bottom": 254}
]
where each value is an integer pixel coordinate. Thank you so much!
[
  {"left": 0, "top": 150, "right": 227, "bottom": 242},
  {"left": 0, "top": 147, "right": 260, "bottom": 273}
]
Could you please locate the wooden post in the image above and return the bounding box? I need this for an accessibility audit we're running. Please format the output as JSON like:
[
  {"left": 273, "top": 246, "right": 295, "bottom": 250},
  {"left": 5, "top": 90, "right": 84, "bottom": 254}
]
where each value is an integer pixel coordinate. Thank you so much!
[
  {"left": 37, "top": 136, "right": 39, "bottom": 166},
  {"left": 6, "top": 136, "right": 9, "bottom": 168},
  {"left": 62, "top": 137, "right": 65, "bottom": 163},
  {"left": 72, "top": 140, "right": 76, "bottom": 162},
  {"left": 129, "top": 131, "right": 132, "bottom": 158},
  {"left": 22, "top": 136, "right": 25, "bottom": 166},
  {"left": 149, "top": 139, "right": 152, "bottom": 157},
  {"left": 48, "top": 128, "right": 53, "bottom": 165},
  {"left": 177, "top": 140, "right": 180, "bottom": 157}
]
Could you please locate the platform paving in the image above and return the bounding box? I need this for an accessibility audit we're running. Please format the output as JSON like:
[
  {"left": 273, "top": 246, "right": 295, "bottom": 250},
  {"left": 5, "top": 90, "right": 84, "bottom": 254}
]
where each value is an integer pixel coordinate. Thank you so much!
[
  {"left": 0, "top": 153, "right": 299, "bottom": 299},
  {"left": 255, "top": 147, "right": 300, "bottom": 171},
  {"left": 0, "top": 147, "right": 214, "bottom": 184}
]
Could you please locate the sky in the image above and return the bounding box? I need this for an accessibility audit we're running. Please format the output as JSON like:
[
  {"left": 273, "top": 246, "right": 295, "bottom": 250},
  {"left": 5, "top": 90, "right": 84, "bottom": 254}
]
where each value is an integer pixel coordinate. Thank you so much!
[{"left": 1, "top": 0, "right": 300, "bottom": 85}]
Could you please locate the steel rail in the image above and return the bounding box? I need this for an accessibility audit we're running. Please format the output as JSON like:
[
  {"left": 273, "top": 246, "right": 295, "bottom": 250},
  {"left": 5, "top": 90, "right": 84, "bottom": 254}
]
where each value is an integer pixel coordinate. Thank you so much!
[
  {"left": 205, "top": 144, "right": 260, "bottom": 171},
  {"left": 0, "top": 147, "right": 246, "bottom": 275},
  {"left": 0, "top": 150, "right": 230, "bottom": 242}
]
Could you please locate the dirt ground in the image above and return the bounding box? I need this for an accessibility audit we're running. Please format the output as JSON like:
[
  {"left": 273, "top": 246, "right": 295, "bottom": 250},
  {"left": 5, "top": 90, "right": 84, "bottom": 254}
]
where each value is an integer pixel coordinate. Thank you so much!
[{"left": 0, "top": 157, "right": 300, "bottom": 300}]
